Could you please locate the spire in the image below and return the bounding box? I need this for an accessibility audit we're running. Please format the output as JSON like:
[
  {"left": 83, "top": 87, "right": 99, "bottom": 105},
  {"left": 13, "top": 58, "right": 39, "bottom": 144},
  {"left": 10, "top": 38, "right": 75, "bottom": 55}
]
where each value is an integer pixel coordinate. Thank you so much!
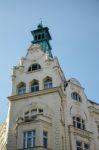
[{"left": 31, "top": 23, "right": 53, "bottom": 57}]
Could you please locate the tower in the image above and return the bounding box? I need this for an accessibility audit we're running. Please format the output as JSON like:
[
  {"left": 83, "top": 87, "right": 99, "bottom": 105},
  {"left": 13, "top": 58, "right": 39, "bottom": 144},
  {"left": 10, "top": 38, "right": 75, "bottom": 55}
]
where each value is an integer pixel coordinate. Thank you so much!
[
  {"left": 31, "top": 23, "right": 52, "bottom": 57},
  {"left": 6, "top": 24, "right": 66, "bottom": 150}
]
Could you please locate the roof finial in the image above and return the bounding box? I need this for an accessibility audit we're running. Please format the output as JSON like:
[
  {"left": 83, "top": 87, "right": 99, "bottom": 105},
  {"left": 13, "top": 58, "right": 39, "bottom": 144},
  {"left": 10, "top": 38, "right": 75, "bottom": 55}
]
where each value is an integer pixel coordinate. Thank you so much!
[
  {"left": 40, "top": 18, "right": 43, "bottom": 26},
  {"left": 37, "top": 18, "right": 43, "bottom": 29}
]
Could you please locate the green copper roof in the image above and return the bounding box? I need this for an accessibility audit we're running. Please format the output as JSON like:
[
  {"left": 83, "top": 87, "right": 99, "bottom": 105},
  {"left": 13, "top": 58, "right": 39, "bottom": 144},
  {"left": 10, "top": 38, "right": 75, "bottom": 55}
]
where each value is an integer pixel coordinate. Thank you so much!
[{"left": 31, "top": 23, "right": 53, "bottom": 57}]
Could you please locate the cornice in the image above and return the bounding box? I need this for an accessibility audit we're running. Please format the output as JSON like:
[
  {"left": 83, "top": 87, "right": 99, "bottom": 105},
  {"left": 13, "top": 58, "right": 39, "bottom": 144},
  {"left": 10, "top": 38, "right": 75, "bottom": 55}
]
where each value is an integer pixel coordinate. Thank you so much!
[
  {"left": 88, "top": 106, "right": 99, "bottom": 115},
  {"left": 16, "top": 114, "right": 52, "bottom": 128},
  {"left": 8, "top": 86, "right": 64, "bottom": 101}
]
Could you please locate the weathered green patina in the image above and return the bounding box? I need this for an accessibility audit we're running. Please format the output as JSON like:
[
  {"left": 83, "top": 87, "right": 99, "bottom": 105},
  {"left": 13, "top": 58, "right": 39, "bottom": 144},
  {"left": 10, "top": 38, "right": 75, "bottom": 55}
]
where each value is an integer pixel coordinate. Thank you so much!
[{"left": 31, "top": 23, "right": 52, "bottom": 57}]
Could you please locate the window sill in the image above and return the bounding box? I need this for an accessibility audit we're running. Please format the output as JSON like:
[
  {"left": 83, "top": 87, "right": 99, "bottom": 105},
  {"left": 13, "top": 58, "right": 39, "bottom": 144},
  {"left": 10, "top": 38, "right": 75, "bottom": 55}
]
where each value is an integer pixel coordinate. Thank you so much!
[
  {"left": 27, "top": 69, "right": 43, "bottom": 74},
  {"left": 17, "top": 146, "right": 52, "bottom": 150}
]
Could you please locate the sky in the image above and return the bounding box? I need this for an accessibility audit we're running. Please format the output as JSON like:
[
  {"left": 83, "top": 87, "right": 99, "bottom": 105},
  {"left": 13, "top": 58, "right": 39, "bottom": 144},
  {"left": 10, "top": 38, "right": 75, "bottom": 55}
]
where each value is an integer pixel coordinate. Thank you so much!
[{"left": 0, "top": 0, "right": 99, "bottom": 123}]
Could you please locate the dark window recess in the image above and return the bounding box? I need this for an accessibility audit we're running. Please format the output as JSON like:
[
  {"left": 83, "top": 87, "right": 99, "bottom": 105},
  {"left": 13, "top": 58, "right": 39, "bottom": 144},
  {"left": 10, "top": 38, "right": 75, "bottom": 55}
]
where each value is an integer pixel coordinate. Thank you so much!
[
  {"left": 24, "top": 116, "right": 30, "bottom": 122},
  {"left": 31, "top": 81, "right": 39, "bottom": 92},
  {"left": 43, "top": 131, "right": 48, "bottom": 148},
  {"left": 28, "top": 64, "right": 41, "bottom": 72},
  {"left": 38, "top": 34, "right": 41, "bottom": 40},
  {"left": 73, "top": 116, "right": 85, "bottom": 130},
  {"left": 35, "top": 35, "right": 37, "bottom": 40},
  {"left": 39, "top": 109, "right": 43, "bottom": 113},
  {"left": 71, "top": 92, "right": 81, "bottom": 102},
  {"left": 42, "top": 33, "right": 45, "bottom": 39}
]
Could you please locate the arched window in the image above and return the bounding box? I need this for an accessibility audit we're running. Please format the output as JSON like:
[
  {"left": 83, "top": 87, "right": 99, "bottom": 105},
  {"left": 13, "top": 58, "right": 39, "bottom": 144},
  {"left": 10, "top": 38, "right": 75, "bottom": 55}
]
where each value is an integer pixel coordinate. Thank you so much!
[
  {"left": 73, "top": 116, "right": 85, "bottom": 130},
  {"left": 38, "top": 34, "right": 41, "bottom": 40},
  {"left": 43, "top": 77, "right": 52, "bottom": 89},
  {"left": 42, "top": 33, "right": 45, "bottom": 39},
  {"left": 28, "top": 63, "right": 41, "bottom": 72},
  {"left": 71, "top": 92, "right": 81, "bottom": 102},
  {"left": 31, "top": 80, "right": 39, "bottom": 92},
  {"left": 35, "top": 35, "right": 37, "bottom": 41},
  {"left": 17, "top": 82, "right": 26, "bottom": 95}
]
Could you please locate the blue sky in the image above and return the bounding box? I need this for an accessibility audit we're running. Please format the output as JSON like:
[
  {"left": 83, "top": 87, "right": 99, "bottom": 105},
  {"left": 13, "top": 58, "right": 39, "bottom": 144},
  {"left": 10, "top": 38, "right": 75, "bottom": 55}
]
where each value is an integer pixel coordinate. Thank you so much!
[{"left": 0, "top": 0, "right": 99, "bottom": 123}]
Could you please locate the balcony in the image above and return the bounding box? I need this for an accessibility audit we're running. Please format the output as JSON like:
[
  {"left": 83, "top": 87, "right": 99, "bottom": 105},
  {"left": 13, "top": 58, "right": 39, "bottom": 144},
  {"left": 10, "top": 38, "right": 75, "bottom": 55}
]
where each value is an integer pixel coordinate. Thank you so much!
[
  {"left": 17, "top": 146, "right": 52, "bottom": 150},
  {"left": 69, "top": 125, "right": 93, "bottom": 139}
]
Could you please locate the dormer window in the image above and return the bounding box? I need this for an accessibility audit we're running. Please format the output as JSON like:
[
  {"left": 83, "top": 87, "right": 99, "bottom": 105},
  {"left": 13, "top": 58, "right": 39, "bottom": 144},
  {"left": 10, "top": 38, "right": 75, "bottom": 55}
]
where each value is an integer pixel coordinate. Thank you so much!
[
  {"left": 31, "top": 80, "right": 39, "bottom": 92},
  {"left": 28, "top": 64, "right": 41, "bottom": 72},
  {"left": 17, "top": 82, "right": 26, "bottom": 95},
  {"left": 71, "top": 92, "right": 81, "bottom": 102},
  {"left": 44, "top": 77, "right": 52, "bottom": 89}
]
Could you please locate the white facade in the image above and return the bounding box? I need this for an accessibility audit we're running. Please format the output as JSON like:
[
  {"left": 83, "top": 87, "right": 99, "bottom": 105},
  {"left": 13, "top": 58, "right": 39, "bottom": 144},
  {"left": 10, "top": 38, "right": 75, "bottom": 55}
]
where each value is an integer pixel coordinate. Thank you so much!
[{"left": 0, "top": 26, "right": 99, "bottom": 150}]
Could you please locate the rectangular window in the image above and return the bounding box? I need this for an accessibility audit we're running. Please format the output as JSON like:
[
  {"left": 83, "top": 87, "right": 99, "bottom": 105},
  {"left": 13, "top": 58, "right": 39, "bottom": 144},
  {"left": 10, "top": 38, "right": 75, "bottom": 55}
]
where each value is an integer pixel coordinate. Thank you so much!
[
  {"left": 31, "top": 85, "right": 39, "bottom": 92},
  {"left": 23, "top": 130, "right": 36, "bottom": 148},
  {"left": 76, "top": 141, "right": 89, "bottom": 150},
  {"left": 38, "top": 108, "right": 43, "bottom": 113},
  {"left": 18, "top": 87, "right": 26, "bottom": 95},
  {"left": 84, "top": 143, "right": 89, "bottom": 150},
  {"left": 43, "top": 131, "right": 48, "bottom": 148},
  {"left": 76, "top": 141, "right": 82, "bottom": 150},
  {"left": 44, "top": 82, "right": 52, "bottom": 89},
  {"left": 73, "top": 117, "right": 85, "bottom": 130}
]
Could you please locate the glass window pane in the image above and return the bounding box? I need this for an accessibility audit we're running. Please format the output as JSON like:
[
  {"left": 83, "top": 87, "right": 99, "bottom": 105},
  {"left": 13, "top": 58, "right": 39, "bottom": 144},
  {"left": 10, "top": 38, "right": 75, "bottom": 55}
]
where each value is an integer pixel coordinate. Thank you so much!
[
  {"left": 84, "top": 143, "right": 89, "bottom": 150},
  {"left": 44, "top": 80, "right": 52, "bottom": 89},
  {"left": 43, "top": 131, "right": 48, "bottom": 148},
  {"left": 23, "top": 131, "right": 36, "bottom": 148},
  {"left": 27, "top": 138, "right": 32, "bottom": 148},
  {"left": 43, "top": 138, "right": 47, "bottom": 148},
  {"left": 31, "top": 82, "right": 39, "bottom": 92}
]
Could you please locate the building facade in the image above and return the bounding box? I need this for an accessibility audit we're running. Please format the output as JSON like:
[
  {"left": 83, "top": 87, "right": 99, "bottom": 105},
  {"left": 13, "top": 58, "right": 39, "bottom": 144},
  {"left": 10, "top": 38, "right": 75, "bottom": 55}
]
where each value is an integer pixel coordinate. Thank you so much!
[{"left": 0, "top": 24, "right": 99, "bottom": 150}]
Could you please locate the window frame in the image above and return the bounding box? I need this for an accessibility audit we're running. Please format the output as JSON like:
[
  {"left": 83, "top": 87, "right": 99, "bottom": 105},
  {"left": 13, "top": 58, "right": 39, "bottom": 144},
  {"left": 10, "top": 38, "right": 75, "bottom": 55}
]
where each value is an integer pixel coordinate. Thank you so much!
[
  {"left": 76, "top": 141, "right": 89, "bottom": 150},
  {"left": 43, "top": 131, "right": 48, "bottom": 148},
  {"left": 28, "top": 63, "right": 41, "bottom": 72},
  {"left": 73, "top": 116, "right": 85, "bottom": 130},
  {"left": 44, "top": 77, "right": 52, "bottom": 89},
  {"left": 31, "top": 80, "right": 39, "bottom": 92},
  {"left": 17, "top": 82, "right": 26, "bottom": 95},
  {"left": 71, "top": 92, "right": 81, "bottom": 102},
  {"left": 23, "top": 130, "right": 36, "bottom": 148}
]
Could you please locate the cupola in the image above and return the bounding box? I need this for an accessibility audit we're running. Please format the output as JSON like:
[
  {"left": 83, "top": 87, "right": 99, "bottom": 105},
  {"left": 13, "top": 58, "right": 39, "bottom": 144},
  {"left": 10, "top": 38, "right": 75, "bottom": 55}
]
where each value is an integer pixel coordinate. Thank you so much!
[{"left": 31, "top": 23, "right": 52, "bottom": 57}]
